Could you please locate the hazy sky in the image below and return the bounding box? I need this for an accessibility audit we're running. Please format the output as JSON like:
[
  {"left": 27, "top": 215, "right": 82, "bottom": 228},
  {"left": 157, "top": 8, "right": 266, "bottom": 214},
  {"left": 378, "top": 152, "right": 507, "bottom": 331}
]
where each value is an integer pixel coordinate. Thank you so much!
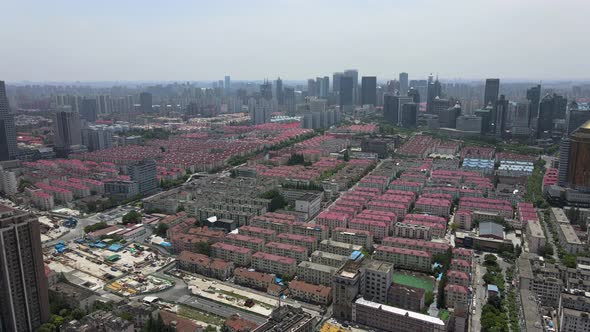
[{"left": 2, "top": 0, "right": 589, "bottom": 82}]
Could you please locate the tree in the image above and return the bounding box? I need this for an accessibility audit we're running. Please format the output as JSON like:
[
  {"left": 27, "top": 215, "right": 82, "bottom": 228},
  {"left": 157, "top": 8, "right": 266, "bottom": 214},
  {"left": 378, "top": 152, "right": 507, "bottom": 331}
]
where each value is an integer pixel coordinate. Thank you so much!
[
  {"left": 484, "top": 254, "right": 497, "bottom": 263},
  {"left": 84, "top": 221, "right": 108, "bottom": 234},
  {"left": 449, "top": 222, "right": 459, "bottom": 233},
  {"left": 71, "top": 308, "right": 85, "bottom": 320},
  {"left": 154, "top": 223, "right": 169, "bottom": 237},
  {"left": 287, "top": 154, "right": 306, "bottom": 166},
  {"left": 567, "top": 208, "right": 581, "bottom": 224},
  {"left": 563, "top": 254, "right": 577, "bottom": 268},
  {"left": 539, "top": 244, "right": 554, "bottom": 257},
  {"left": 122, "top": 210, "right": 142, "bottom": 224},
  {"left": 195, "top": 242, "right": 210, "bottom": 256},
  {"left": 51, "top": 315, "right": 65, "bottom": 328},
  {"left": 37, "top": 323, "right": 56, "bottom": 332},
  {"left": 425, "top": 291, "right": 435, "bottom": 307},
  {"left": 343, "top": 149, "right": 350, "bottom": 161}
]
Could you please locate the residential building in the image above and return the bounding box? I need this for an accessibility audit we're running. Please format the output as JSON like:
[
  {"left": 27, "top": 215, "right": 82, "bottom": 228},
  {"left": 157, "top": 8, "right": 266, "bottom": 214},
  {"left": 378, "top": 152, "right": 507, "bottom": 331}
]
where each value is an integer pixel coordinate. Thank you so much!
[
  {"left": 238, "top": 225, "right": 276, "bottom": 243},
  {"left": 331, "top": 227, "right": 373, "bottom": 250},
  {"left": 526, "top": 220, "right": 546, "bottom": 255},
  {"left": 53, "top": 106, "right": 83, "bottom": 157},
  {"left": 128, "top": 159, "right": 158, "bottom": 195},
  {"left": 251, "top": 252, "right": 297, "bottom": 276},
  {"left": 139, "top": 92, "right": 152, "bottom": 112},
  {"left": 361, "top": 76, "right": 377, "bottom": 106},
  {"left": 559, "top": 289, "right": 590, "bottom": 332},
  {"left": 319, "top": 239, "right": 362, "bottom": 257},
  {"left": 234, "top": 268, "right": 274, "bottom": 291},
  {"left": 361, "top": 260, "right": 394, "bottom": 304},
  {"left": 0, "top": 205, "right": 50, "bottom": 331},
  {"left": 289, "top": 280, "right": 332, "bottom": 306},
  {"left": 373, "top": 246, "right": 432, "bottom": 272},
  {"left": 177, "top": 251, "right": 234, "bottom": 280},
  {"left": 211, "top": 242, "right": 253, "bottom": 267},
  {"left": 297, "top": 261, "right": 337, "bottom": 286},
  {"left": 224, "top": 233, "right": 266, "bottom": 252},
  {"left": 352, "top": 298, "right": 446, "bottom": 332},
  {"left": 310, "top": 251, "right": 348, "bottom": 268},
  {"left": 265, "top": 241, "right": 308, "bottom": 264},
  {"left": 444, "top": 284, "right": 469, "bottom": 309},
  {"left": 387, "top": 283, "right": 425, "bottom": 312}
]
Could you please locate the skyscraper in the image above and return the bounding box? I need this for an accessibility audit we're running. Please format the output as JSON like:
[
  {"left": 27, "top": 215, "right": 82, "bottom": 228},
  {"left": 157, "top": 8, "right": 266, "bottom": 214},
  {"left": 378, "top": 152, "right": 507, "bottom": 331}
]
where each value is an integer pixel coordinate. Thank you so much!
[
  {"left": 495, "top": 95, "right": 509, "bottom": 137},
  {"left": 319, "top": 76, "right": 330, "bottom": 99},
  {"left": 526, "top": 84, "right": 541, "bottom": 126},
  {"left": 399, "top": 72, "right": 409, "bottom": 96},
  {"left": 339, "top": 76, "right": 354, "bottom": 109},
  {"left": 224, "top": 76, "right": 231, "bottom": 96},
  {"left": 0, "top": 205, "right": 50, "bottom": 331},
  {"left": 0, "top": 81, "right": 18, "bottom": 161},
  {"left": 408, "top": 88, "right": 420, "bottom": 104},
  {"left": 284, "top": 87, "right": 295, "bottom": 114},
  {"left": 426, "top": 77, "right": 442, "bottom": 113},
  {"left": 307, "top": 79, "right": 317, "bottom": 97},
  {"left": 53, "top": 106, "right": 82, "bottom": 156},
  {"left": 537, "top": 93, "right": 567, "bottom": 138},
  {"left": 400, "top": 103, "right": 418, "bottom": 128},
  {"left": 566, "top": 121, "right": 590, "bottom": 192},
  {"left": 80, "top": 97, "right": 98, "bottom": 122},
  {"left": 332, "top": 72, "right": 343, "bottom": 94},
  {"left": 275, "top": 77, "right": 283, "bottom": 105},
  {"left": 139, "top": 92, "right": 153, "bottom": 113},
  {"left": 361, "top": 76, "right": 377, "bottom": 106},
  {"left": 483, "top": 78, "right": 500, "bottom": 108},
  {"left": 344, "top": 70, "right": 359, "bottom": 104},
  {"left": 384, "top": 94, "right": 413, "bottom": 125},
  {"left": 260, "top": 80, "right": 273, "bottom": 100}
]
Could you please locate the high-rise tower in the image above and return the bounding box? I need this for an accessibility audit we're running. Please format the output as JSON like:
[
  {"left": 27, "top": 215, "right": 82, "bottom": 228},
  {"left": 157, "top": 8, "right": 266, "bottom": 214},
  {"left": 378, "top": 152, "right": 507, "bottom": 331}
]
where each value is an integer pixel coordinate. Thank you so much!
[
  {"left": 0, "top": 205, "right": 50, "bottom": 331},
  {"left": 0, "top": 81, "right": 18, "bottom": 161}
]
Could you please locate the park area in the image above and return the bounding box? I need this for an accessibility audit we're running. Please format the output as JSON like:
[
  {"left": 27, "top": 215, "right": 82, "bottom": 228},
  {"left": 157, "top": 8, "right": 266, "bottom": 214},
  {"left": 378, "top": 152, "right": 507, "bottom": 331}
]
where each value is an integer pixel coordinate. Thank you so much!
[{"left": 393, "top": 271, "right": 435, "bottom": 292}]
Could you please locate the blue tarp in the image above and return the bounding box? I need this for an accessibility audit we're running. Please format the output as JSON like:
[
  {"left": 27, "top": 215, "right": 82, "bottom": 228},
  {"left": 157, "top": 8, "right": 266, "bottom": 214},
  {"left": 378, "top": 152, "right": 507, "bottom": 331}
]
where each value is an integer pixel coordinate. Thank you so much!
[
  {"left": 94, "top": 243, "right": 107, "bottom": 248},
  {"left": 350, "top": 250, "right": 363, "bottom": 261},
  {"left": 436, "top": 273, "right": 442, "bottom": 281},
  {"left": 160, "top": 242, "right": 171, "bottom": 247},
  {"left": 108, "top": 243, "right": 123, "bottom": 252}
]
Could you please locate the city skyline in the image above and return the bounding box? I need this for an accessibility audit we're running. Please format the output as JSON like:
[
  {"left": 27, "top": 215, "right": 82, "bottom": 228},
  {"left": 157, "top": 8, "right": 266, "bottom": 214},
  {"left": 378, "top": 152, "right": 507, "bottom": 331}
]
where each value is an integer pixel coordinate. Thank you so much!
[{"left": 2, "top": 0, "right": 590, "bottom": 81}]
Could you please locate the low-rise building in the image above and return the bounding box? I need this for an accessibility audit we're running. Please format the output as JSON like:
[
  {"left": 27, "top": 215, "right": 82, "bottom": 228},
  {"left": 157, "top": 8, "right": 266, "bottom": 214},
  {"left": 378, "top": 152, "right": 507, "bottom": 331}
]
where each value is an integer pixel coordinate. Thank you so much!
[
  {"left": 277, "top": 233, "right": 317, "bottom": 253},
  {"left": 526, "top": 220, "right": 546, "bottom": 255},
  {"left": 352, "top": 298, "right": 446, "bottom": 332},
  {"left": 253, "top": 305, "right": 316, "bottom": 332},
  {"left": 374, "top": 245, "right": 432, "bottom": 272},
  {"left": 297, "top": 261, "right": 337, "bottom": 286},
  {"left": 289, "top": 280, "right": 332, "bottom": 306},
  {"left": 447, "top": 270, "right": 470, "bottom": 288},
  {"left": 310, "top": 250, "right": 348, "bottom": 268},
  {"left": 265, "top": 241, "right": 308, "bottom": 264},
  {"left": 393, "top": 222, "right": 432, "bottom": 240},
  {"left": 444, "top": 284, "right": 469, "bottom": 309},
  {"left": 386, "top": 283, "right": 425, "bottom": 312},
  {"left": 225, "top": 233, "right": 266, "bottom": 252},
  {"left": 331, "top": 227, "right": 373, "bottom": 250},
  {"left": 559, "top": 289, "right": 590, "bottom": 332},
  {"left": 211, "top": 242, "right": 253, "bottom": 267},
  {"left": 238, "top": 225, "right": 276, "bottom": 243},
  {"left": 319, "top": 239, "right": 362, "bottom": 257},
  {"left": 177, "top": 251, "right": 234, "bottom": 280},
  {"left": 557, "top": 222, "right": 584, "bottom": 254},
  {"left": 251, "top": 252, "right": 297, "bottom": 276},
  {"left": 234, "top": 268, "right": 274, "bottom": 291}
]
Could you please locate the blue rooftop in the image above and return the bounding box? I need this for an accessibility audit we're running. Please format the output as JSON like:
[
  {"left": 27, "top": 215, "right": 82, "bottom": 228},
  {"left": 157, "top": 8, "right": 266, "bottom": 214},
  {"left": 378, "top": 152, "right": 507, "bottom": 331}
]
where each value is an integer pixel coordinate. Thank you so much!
[
  {"left": 487, "top": 284, "right": 500, "bottom": 293},
  {"left": 350, "top": 250, "right": 363, "bottom": 261}
]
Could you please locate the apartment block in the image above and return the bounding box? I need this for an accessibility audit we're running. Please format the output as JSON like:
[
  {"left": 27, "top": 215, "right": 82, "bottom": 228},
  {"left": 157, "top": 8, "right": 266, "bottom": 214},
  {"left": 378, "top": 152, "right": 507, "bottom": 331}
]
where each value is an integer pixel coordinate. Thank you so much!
[
  {"left": 526, "top": 219, "right": 546, "bottom": 255},
  {"left": 444, "top": 284, "right": 469, "bottom": 309},
  {"left": 447, "top": 270, "right": 470, "bottom": 288},
  {"left": 177, "top": 251, "right": 234, "bottom": 281},
  {"left": 265, "top": 241, "right": 308, "bottom": 264},
  {"left": 331, "top": 227, "right": 373, "bottom": 250},
  {"left": 291, "top": 221, "right": 329, "bottom": 241},
  {"left": 319, "top": 239, "right": 362, "bottom": 257},
  {"left": 224, "top": 233, "right": 266, "bottom": 252},
  {"left": 297, "top": 261, "right": 338, "bottom": 286},
  {"left": 277, "top": 233, "right": 317, "bottom": 253},
  {"left": 393, "top": 222, "right": 432, "bottom": 240},
  {"left": 288, "top": 280, "right": 332, "bottom": 306},
  {"left": 310, "top": 250, "right": 348, "bottom": 268},
  {"left": 211, "top": 242, "right": 253, "bottom": 267},
  {"left": 352, "top": 298, "right": 446, "bottom": 332},
  {"left": 387, "top": 283, "right": 425, "bottom": 312},
  {"left": 361, "top": 260, "right": 394, "bottom": 304},
  {"left": 238, "top": 225, "right": 276, "bottom": 243},
  {"left": 348, "top": 218, "right": 389, "bottom": 240},
  {"left": 381, "top": 237, "right": 450, "bottom": 256},
  {"left": 234, "top": 267, "right": 274, "bottom": 291},
  {"left": 374, "top": 245, "right": 432, "bottom": 272},
  {"left": 251, "top": 251, "right": 297, "bottom": 276}
]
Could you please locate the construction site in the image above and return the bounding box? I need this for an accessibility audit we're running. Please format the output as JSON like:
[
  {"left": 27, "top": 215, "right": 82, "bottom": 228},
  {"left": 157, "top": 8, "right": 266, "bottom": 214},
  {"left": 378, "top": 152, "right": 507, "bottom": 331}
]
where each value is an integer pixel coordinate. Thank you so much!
[{"left": 44, "top": 239, "right": 174, "bottom": 292}]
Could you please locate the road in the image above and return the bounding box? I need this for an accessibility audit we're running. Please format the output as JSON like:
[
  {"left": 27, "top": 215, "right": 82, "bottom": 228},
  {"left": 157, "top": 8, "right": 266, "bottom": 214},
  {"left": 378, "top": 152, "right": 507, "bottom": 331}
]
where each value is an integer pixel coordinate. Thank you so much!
[
  {"left": 145, "top": 272, "right": 267, "bottom": 325},
  {"left": 469, "top": 260, "right": 486, "bottom": 332},
  {"left": 43, "top": 205, "right": 141, "bottom": 248}
]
